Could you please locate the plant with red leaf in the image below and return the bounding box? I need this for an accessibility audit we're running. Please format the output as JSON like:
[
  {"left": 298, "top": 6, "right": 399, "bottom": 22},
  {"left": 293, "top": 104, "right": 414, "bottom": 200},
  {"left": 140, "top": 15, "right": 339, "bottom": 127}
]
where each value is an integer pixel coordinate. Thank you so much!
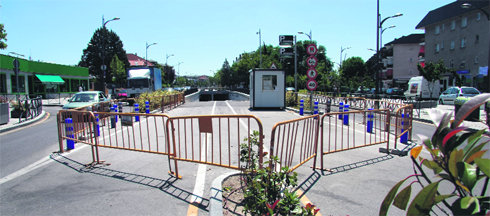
[{"left": 380, "top": 94, "right": 490, "bottom": 215}]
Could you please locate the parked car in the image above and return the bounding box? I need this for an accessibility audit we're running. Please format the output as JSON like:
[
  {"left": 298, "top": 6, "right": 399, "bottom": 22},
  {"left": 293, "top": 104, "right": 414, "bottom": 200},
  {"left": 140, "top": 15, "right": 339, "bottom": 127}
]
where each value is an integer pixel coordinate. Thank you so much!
[
  {"left": 286, "top": 87, "right": 295, "bottom": 92},
  {"left": 386, "top": 88, "right": 404, "bottom": 96},
  {"left": 404, "top": 76, "right": 441, "bottom": 100},
  {"left": 63, "top": 91, "right": 110, "bottom": 111},
  {"left": 438, "top": 86, "right": 481, "bottom": 105}
]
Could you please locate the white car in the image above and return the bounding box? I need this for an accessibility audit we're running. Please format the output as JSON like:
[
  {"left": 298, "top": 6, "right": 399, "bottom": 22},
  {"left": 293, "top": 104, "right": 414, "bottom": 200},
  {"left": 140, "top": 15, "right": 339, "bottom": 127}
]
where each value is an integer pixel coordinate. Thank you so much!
[{"left": 438, "top": 86, "right": 480, "bottom": 105}]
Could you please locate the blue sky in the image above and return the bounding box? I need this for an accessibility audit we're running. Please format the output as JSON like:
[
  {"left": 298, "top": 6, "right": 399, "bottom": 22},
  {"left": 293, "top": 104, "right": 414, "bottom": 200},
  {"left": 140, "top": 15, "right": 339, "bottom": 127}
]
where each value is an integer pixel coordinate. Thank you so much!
[{"left": 1, "top": 0, "right": 450, "bottom": 76}]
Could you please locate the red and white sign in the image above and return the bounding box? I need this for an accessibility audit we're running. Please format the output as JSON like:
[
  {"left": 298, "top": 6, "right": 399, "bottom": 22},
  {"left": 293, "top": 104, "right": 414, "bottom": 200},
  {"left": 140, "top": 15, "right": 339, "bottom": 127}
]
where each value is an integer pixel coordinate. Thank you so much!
[
  {"left": 306, "top": 68, "right": 318, "bottom": 79},
  {"left": 306, "top": 56, "right": 318, "bottom": 68},
  {"left": 306, "top": 79, "right": 318, "bottom": 91},
  {"left": 306, "top": 44, "right": 317, "bottom": 55}
]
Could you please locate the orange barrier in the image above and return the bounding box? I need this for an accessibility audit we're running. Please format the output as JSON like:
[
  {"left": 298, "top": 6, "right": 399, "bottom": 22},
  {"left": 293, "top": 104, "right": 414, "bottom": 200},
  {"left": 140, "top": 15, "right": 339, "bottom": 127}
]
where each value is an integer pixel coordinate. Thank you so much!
[
  {"left": 166, "top": 115, "right": 264, "bottom": 178},
  {"left": 269, "top": 115, "right": 320, "bottom": 172},
  {"left": 317, "top": 109, "right": 392, "bottom": 171}
]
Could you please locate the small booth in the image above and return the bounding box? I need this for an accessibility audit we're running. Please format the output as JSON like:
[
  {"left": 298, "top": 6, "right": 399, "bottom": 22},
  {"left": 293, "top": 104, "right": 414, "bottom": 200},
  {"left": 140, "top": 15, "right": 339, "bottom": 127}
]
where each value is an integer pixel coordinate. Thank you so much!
[{"left": 249, "top": 69, "right": 285, "bottom": 109}]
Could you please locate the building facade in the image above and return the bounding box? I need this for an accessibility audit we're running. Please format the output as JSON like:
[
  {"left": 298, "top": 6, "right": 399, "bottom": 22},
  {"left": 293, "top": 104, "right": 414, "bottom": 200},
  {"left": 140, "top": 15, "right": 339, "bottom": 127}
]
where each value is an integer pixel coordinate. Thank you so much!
[
  {"left": 416, "top": 0, "right": 489, "bottom": 92},
  {"left": 0, "top": 54, "right": 89, "bottom": 99}
]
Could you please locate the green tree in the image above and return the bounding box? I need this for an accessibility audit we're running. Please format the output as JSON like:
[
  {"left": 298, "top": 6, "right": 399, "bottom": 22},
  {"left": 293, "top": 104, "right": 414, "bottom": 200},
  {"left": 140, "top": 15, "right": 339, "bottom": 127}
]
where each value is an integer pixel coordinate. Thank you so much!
[
  {"left": 340, "top": 57, "right": 366, "bottom": 90},
  {"left": 219, "top": 59, "right": 232, "bottom": 87},
  {"left": 79, "top": 27, "right": 129, "bottom": 91},
  {"left": 163, "top": 64, "right": 176, "bottom": 85},
  {"left": 418, "top": 60, "right": 446, "bottom": 98},
  {"left": 110, "top": 55, "right": 127, "bottom": 87},
  {"left": 0, "top": 24, "right": 7, "bottom": 49}
]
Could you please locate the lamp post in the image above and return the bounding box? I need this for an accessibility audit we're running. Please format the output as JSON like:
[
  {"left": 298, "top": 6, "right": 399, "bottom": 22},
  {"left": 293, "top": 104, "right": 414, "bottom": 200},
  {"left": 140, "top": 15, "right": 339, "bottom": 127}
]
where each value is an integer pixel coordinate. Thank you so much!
[
  {"left": 9, "top": 52, "right": 24, "bottom": 102},
  {"left": 257, "top": 29, "right": 262, "bottom": 68},
  {"left": 177, "top": 62, "right": 183, "bottom": 77},
  {"left": 101, "top": 16, "right": 119, "bottom": 93},
  {"left": 461, "top": 2, "right": 489, "bottom": 93},
  {"left": 339, "top": 46, "right": 351, "bottom": 69},
  {"left": 166, "top": 53, "right": 174, "bottom": 65},
  {"left": 376, "top": 2, "right": 402, "bottom": 102},
  {"left": 145, "top": 42, "right": 157, "bottom": 66}
]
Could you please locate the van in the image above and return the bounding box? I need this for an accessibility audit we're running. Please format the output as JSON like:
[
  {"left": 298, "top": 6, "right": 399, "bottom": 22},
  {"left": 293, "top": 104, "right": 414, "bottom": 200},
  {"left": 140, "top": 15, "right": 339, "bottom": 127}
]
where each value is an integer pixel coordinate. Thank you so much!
[{"left": 404, "top": 76, "right": 441, "bottom": 100}]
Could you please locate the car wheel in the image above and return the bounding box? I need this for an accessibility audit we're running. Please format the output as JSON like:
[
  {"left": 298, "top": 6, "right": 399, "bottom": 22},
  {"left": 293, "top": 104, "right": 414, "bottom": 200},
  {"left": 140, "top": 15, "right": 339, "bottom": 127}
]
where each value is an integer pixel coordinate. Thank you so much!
[{"left": 439, "top": 99, "right": 444, "bottom": 105}]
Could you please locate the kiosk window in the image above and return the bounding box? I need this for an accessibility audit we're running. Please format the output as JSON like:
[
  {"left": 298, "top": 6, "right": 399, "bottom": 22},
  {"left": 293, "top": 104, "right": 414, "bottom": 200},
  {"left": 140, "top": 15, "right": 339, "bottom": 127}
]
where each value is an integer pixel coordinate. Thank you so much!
[{"left": 262, "top": 75, "right": 277, "bottom": 90}]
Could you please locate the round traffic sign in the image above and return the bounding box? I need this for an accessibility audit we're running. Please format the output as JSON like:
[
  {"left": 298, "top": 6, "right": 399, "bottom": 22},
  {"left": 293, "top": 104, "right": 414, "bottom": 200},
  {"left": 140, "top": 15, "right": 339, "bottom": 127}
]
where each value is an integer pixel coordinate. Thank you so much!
[
  {"left": 306, "top": 79, "right": 318, "bottom": 91},
  {"left": 306, "top": 68, "right": 318, "bottom": 79},
  {"left": 306, "top": 44, "right": 317, "bottom": 55},
  {"left": 306, "top": 56, "right": 318, "bottom": 68}
]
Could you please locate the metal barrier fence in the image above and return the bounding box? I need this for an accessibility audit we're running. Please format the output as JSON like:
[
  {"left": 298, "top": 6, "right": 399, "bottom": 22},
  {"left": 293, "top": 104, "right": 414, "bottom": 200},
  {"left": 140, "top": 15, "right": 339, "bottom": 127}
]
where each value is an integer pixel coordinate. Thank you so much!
[
  {"left": 15, "top": 96, "right": 43, "bottom": 123},
  {"left": 269, "top": 115, "right": 320, "bottom": 172},
  {"left": 317, "top": 109, "right": 392, "bottom": 171},
  {"left": 161, "top": 94, "right": 185, "bottom": 113},
  {"left": 166, "top": 115, "right": 264, "bottom": 178}
]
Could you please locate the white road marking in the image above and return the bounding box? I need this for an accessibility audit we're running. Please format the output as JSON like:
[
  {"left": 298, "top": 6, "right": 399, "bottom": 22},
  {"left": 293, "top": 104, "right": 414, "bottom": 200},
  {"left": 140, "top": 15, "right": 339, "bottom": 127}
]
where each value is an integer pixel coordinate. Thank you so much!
[{"left": 189, "top": 101, "right": 216, "bottom": 204}]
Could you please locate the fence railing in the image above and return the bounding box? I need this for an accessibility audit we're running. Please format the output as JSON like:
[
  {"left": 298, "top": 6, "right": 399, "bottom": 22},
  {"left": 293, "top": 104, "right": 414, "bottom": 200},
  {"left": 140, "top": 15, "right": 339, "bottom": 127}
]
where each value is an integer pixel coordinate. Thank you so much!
[
  {"left": 166, "top": 115, "right": 264, "bottom": 178},
  {"left": 269, "top": 115, "right": 320, "bottom": 172}
]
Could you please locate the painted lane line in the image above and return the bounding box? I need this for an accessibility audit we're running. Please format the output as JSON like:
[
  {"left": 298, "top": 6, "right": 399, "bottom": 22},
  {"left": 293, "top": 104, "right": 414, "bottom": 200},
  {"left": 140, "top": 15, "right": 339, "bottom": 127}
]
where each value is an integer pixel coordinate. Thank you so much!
[{"left": 188, "top": 101, "right": 216, "bottom": 215}]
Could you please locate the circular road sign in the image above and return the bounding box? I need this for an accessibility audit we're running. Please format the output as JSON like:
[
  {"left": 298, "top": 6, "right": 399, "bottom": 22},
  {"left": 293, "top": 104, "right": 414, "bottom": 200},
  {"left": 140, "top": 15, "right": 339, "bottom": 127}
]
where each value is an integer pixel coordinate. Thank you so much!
[
  {"left": 306, "top": 79, "right": 318, "bottom": 91},
  {"left": 306, "top": 44, "right": 318, "bottom": 55},
  {"left": 306, "top": 56, "right": 318, "bottom": 68},
  {"left": 307, "top": 68, "right": 318, "bottom": 79}
]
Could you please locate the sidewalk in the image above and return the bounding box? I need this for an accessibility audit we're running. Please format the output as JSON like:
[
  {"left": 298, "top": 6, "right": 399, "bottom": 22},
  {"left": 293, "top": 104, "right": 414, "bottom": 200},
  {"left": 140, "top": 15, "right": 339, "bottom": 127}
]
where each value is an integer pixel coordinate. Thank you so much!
[{"left": 0, "top": 97, "right": 69, "bottom": 133}]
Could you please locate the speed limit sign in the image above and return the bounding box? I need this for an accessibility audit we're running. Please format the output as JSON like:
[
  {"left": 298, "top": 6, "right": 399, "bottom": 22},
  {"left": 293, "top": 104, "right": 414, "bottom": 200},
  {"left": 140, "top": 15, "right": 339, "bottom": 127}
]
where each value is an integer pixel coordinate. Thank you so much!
[
  {"left": 306, "top": 79, "right": 318, "bottom": 91},
  {"left": 306, "top": 68, "right": 318, "bottom": 79}
]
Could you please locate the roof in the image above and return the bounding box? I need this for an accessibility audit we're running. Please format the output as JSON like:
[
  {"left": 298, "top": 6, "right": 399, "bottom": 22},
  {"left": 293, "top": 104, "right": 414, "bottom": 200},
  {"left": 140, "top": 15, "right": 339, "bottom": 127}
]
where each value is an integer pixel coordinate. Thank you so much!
[
  {"left": 416, "top": 0, "right": 489, "bottom": 29},
  {"left": 0, "top": 54, "right": 89, "bottom": 77},
  {"left": 127, "top": 53, "right": 154, "bottom": 67},
  {"left": 388, "top": 34, "right": 425, "bottom": 45}
]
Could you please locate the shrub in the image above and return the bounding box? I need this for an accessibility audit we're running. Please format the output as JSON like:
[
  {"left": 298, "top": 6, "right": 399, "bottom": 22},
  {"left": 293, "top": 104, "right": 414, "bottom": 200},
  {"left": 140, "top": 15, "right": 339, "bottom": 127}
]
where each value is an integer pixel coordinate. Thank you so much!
[{"left": 380, "top": 94, "right": 490, "bottom": 215}]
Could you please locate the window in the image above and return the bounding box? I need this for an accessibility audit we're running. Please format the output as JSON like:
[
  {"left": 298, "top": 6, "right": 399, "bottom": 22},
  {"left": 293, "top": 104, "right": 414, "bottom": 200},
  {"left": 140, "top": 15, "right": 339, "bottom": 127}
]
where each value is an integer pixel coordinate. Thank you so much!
[
  {"left": 10, "top": 74, "right": 26, "bottom": 93},
  {"left": 475, "top": 35, "right": 479, "bottom": 44},
  {"left": 461, "top": 37, "right": 466, "bottom": 48},
  {"left": 451, "top": 20, "right": 456, "bottom": 30},
  {"left": 442, "top": 23, "right": 445, "bottom": 32},
  {"left": 476, "top": 12, "right": 481, "bottom": 21},
  {"left": 441, "top": 41, "right": 444, "bottom": 49},
  {"left": 450, "top": 40, "right": 455, "bottom": 50},
  {"left": 435, "top": 43, "right": 440, "bottom": 53},
  {"left": 262, "top": 75, "right": 277, "bottom": 91},
  {"left": 435, "top": 25, "right": 440, "bottom": 34},
  {"left": 0, "top": 73, "right": 6, "bottom": 93},
  {"left": 450, "top": 59, "right": 454, "bottom": 68},
  {"left": 475, "top": 56, "right": 479, "bottom": 64},
  {"left": 461, "top": 17, "right": 468, "bottom": 27}
]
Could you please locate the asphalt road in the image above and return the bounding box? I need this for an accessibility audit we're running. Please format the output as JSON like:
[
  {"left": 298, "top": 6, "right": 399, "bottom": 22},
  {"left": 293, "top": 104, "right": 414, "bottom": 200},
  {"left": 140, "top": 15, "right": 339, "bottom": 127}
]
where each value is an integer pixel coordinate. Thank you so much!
[{"left": 0, "top": 100, "right": 454, "bottom": 216}]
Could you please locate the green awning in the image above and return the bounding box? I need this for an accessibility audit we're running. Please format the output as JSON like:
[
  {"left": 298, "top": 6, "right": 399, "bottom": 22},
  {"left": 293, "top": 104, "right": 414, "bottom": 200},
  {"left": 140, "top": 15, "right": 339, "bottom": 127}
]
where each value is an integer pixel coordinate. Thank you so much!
[{"left": 35, "top": 74, "right": 65, "bottom": 84}]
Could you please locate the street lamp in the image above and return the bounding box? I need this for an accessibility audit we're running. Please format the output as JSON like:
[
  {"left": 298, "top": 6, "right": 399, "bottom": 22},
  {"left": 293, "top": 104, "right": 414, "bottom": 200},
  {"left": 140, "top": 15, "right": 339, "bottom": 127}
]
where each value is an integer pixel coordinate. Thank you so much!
[
  {"left": 376, "top": 1, "right": 402, "bottom": 102},
  {"left": 461, "top": 2, "right": 489, "bottom": 93},
  {"left": 101, "top": 16, "right": 119, "bottom": 93},
  {"left": 177, "top": 62, "right": 183, "bottom": 76},
  {"left": 9, "top": 52, "right": 24, "bottom": 101},
  {"left": 339, "top": 46, "right": 351, "bottom": 69},
  {"left": 257, "top": 29, "right": 262, "bottom": 68},
  {"left": 145, "top": 42, "right": 157, "bottom": 66},
  {"left": 166, "top": 53, "right": 174, "bottom": 65},
  {"left": 298, "top": 30, "right": 312, "bottom": 41}
]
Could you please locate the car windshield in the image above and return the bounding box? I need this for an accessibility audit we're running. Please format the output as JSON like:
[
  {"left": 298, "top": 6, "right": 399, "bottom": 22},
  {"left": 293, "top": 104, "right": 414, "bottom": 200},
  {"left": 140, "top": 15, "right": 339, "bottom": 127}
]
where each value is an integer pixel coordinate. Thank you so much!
[
  {"left": 71, "top": 93, "right": 96, "bottom": 102},
  {"left": 461, "top": 88, "right": 479, "bottom": 94}
]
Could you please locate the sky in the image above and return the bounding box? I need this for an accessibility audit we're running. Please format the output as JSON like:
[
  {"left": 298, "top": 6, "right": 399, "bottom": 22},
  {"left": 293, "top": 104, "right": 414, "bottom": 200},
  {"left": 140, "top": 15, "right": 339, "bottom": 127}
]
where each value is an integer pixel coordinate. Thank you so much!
[{"left": 1, "top": 0, "right": 451, "bottom": 76}]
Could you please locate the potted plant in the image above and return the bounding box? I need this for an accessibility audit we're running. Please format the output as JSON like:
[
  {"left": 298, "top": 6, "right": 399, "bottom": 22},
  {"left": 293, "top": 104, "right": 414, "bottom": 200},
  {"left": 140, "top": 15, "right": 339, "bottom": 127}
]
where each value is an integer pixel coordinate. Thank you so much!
[
  {"left": 10, "top": 100, "right": 27, "bottom": 118},
  {"left": 0, "top": 96, "right": 9, "bottom": 124}
]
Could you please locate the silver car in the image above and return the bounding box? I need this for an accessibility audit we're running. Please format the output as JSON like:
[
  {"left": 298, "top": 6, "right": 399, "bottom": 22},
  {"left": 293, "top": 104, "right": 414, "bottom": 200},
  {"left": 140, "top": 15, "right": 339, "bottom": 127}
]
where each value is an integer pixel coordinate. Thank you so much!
[{"left": 438, "top": 86, "right": 480, "bottom": 105}]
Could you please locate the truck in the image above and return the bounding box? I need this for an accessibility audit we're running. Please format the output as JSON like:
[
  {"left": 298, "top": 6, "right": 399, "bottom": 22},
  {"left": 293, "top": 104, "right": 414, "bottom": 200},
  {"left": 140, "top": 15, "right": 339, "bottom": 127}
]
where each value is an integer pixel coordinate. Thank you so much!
[
  {"left": 404, "top": 76, "right": 441, "bottom": 100},
  {"left": 126, "top": 67, "right": 162, "bottom": 98}
]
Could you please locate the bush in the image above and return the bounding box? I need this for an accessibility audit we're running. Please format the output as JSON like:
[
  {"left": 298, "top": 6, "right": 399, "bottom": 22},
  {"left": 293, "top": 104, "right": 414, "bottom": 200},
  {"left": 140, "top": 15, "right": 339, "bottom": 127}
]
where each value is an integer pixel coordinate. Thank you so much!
[
  {"left": 134, "top": 90, "right": 182, "bottom": 113},
  {"left": 380, "top": 94, "right": 490, "bottom": 215}
]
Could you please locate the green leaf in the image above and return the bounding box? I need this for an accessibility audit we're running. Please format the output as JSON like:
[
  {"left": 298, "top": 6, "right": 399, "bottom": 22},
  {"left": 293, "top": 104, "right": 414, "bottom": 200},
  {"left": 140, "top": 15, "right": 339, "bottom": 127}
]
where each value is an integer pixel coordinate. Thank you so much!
[
  {"left": 379, "top": 178, "right": 408, "bottom": 216},
  {"left": 464, "top": 141, "right": 488, "bottom": 164},
  {"left": 434, "top": 194, "right": 455, "bottom": 203},
  {"left": 407, "top": 181, "right": 440, "bottom": 216},
  {"left": 449, "top": 149, "right": 464, "bottom": 178},
  {"left": 452, "top": 197, "right": 481, "bottom": 215},
  {"left": 474, "top": 158, "right": 490, "bottom": 178},
  {"left": 422, "top": 160, "right": 444, "bottom": 174},
  {"left": 460, "top": 196, "right": 476, "bottom": 209},
  {"left": 465, "top": 150, "right": 487, "bottom": 164},
  {"left": 393, "top": 185, "right": 411, "bottom": 210},
  {"left": 466, "top": 129, "right": 486, "bottom": 150},
  {"left": 457, "top": 162, "right": 477, "bottom": 190}
]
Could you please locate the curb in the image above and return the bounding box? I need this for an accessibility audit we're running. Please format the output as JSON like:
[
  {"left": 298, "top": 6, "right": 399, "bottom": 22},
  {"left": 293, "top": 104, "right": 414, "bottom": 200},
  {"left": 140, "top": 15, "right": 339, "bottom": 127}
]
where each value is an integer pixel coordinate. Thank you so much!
[
  {"left": 209, "top": 171, "right": 240, "bottom": 216},
  {"left": 0, "top": 111, "right": 47, "bottom": 133}
]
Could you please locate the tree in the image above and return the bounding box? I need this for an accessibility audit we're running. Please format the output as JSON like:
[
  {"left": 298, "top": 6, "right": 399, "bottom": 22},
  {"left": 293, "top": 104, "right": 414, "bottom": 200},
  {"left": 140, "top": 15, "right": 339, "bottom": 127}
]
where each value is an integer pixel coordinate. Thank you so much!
[
  {"left": 340, "top": 57, "right": 366, "bottom": 90},
  {"left": 418, "top": 60, "right": 446, "bottom": 98},
  {"left": 79, "top": 27, "right": 129, "bottom": 90},
  {"left": 162, "top": 64, "right": 176, "bottom": 85},
  {"left": 0, "top": 24, "right": 7, "bottom": 49},
  {"left": 219, "top": 59, "right": 232, "bottom": 87},
  {"left": 110, "top": 55, "right": 127, "bottom": 88}
]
